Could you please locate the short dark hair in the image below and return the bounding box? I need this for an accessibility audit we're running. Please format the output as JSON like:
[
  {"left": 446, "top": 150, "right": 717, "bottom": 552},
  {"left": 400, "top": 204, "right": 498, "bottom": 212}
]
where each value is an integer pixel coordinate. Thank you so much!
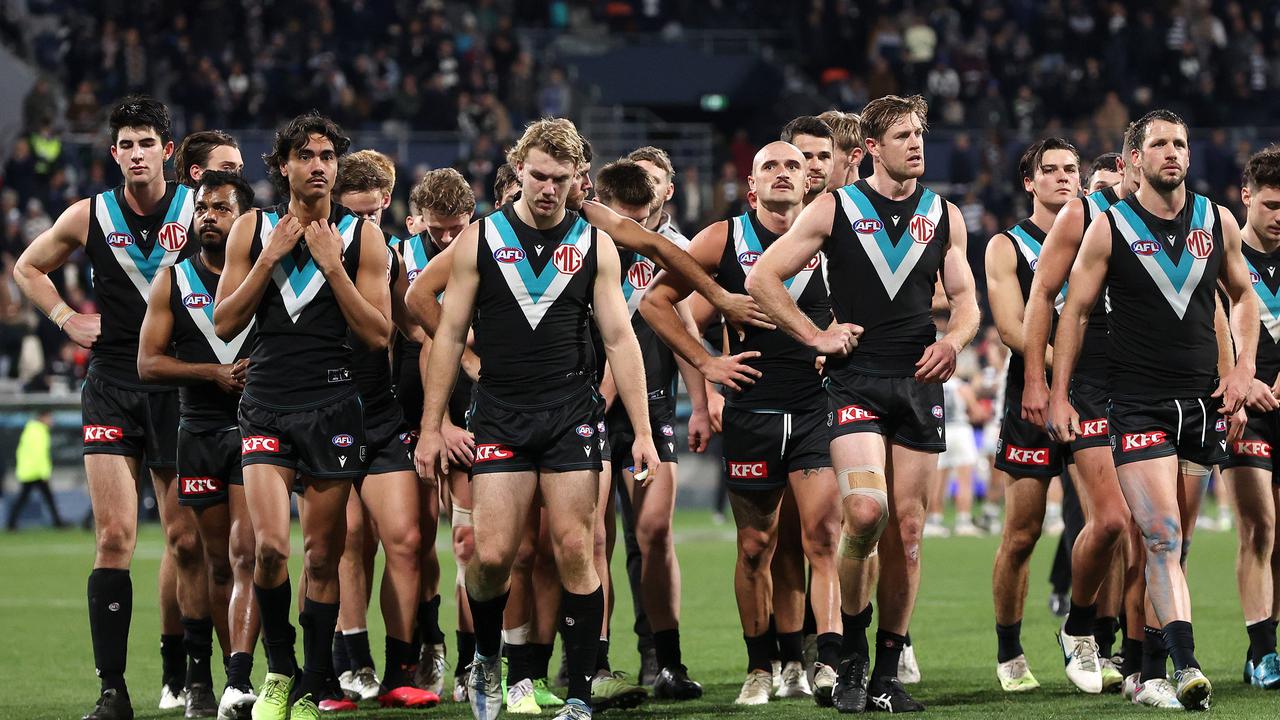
[
  {"left": 1125, "top": 109, "right": 1188, "bottom": 154},
  {"left": 780, "top": 116, "right": 833, "bottom": 144},
  {"left": 1017, "top": 137, "right": 1079, "bottom": 187},
  {"left": 628, "top": 146, "right": 675, "bottom": 180},
  {"left": 594, "top": 159, "right": 656, "bottom": 208},
  {"left": 175, "top": 130, "right": 239, "bottom": 187},
  {"left": 581, "top": 137, "right": 593, "bottom": 165},
  {"left": 493, "top": 163, "right": 518, "bottom": 203},
  {"left": 859, "top": 95, "right": 929, "bottom": 142},
  {"left": 1091, "top": 152, "right": 1122, "bottom": 175},
  {"left": 1244, "top": 145, "right": 1280, "bottom": 191},
  {"left": 196, "top": 170, "right": 255, "bottom": 214},
  {"left": 109, "top": 95, "right": 172, "bottom": 144},
  {"left": 262, "top": 111, "right": 351, "bottom": 195}
]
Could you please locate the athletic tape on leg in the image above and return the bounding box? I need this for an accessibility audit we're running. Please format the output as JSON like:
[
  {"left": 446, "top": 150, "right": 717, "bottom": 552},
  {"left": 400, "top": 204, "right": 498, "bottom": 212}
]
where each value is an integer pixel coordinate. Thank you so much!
[
  {"left": 837, "top": 466, "right": 889, "bottom": 558},
  {"left": 452, "top": 506, "right": 473, "bottom": 528},
  {"left": 1177, "top": 460, "right": 1210, "bottom": 478}
]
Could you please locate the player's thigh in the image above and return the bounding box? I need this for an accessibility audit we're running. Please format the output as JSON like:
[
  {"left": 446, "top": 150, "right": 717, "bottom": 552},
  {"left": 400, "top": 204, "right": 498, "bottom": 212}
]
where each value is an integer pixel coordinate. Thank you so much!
[
  {"left": 362, "top": 469, "right": 422, "bottom": 545},
  {"left": 194, "top": 503, "right": 233, "bottom": 567},
  {"left": 1070, "top": 445, "right": 1125, "bottom": 516},
  {"left": 298, "top": 478, "right": 354, "bottom": 548},
  {"left": 472, "top": 470, "right": 539, "bottom": 565},
  {"left": 830, "top": 430, "right": 889, "bottom": 472},
  {"left": 85, "top": 453, "right": 142, "bottom": 556},
  {"left": 1227, "top": 466, "right": 1276, "bottom": 531},
  {"left": 727, "top": 486, "right": 786, "bottom": 561},
  {"left": 1116, "top": 455, "right": 1182, "bottom": 530},
  {"left": 243, "top": 463, "right": 297, "bottom": 548},
  {"left": 887, "top": 443, "right": 937, "bottom": 519},
  {"left": 787, "top": 466, "right": 839, "bottom": 547},
  {"left": 540, "top": 468, "right": 600, "bottom": 541},
  {"left": 624, "top": 461, "right": 677, "bottom": 539},
  {"left": 1001, "top": 470, "right": 1050, "bottom": 539}
]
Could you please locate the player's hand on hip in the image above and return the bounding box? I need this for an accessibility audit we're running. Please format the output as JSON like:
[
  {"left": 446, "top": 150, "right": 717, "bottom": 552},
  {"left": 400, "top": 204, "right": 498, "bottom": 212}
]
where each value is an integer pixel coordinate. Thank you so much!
[
  {"left": 631, "top": 435, "right": 661, "bottom": 487},
  {"left": 261, "top": 214, "right": 304, "bottom": 265},
  {"left": 914, "top": 340, "right": 957, "bottom": 383},
  {"left": 1021, "top": 377, "right": 1051, "bottom": 428},
  {"left": 1213, "top": 365, "right": 1253, "bottom": 415},
  {"left": 213, "top": 363, "right": 246, "bottom": 394},
  {"left": 442, "top": 421, "right": 476, "bottom": 468},
  {"left": 698, "top": 351, "right": 762, "bottom": 391},
  {"left": 63, "top": 312, "right": 100, "bottom": 348},
  {"left": 414, "top": 429, "right": 449, "bottom": 480},
  {"left": 811, "top": 323, "right": 861, "bottom": 357},
  {"left": 305, "top": 221, "right": 344, "bottom": 275},
  {"left": 1227, "top": 407, "right": 1248, "bottom": 445},
  {"left": 231, "top": 358, "right": 250, "bottom": 384},
  {"left": 1045, "top": 395, "right": 1080, "bottom": 444},
  {"left": 722, "top": 292, "right": 776, "bottom": 332},
  {"left": 1245, "top": 378, "right": 1280, "bottom": 413},
  {"left": 687, "top": 407, "right": 711, "bottom": 452}
]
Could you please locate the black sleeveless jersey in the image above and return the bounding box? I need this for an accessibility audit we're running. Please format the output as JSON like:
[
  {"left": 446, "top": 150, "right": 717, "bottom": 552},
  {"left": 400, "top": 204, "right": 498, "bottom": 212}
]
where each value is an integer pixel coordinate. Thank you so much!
[
  {"left": 824, "top": 179, "right": 948, "bottom": 379},
  {"left": 619, "top": 236, "right": 683, "bottom": 409},
  {"left": 395, "top": 232, "right": 444, "bottom": 371},
  {"left": 1002, "top": 219, "right": 1056, "bottom": 391},
  {"left": 85, "top": 182, "right": 196, "bottom": 388},
  {"left": 1241, "top": 242, "right": 1280, "bottom": 385},
  {"left": 243, "top": 202, "right": 364, "bottom": 408},
  {"left": 717, "top": 211, "right": 830, "bottom": 411},
  {"left": 1104, "top": 192, "right": 1222, "bottom": 399},
  {"left": 1076, "top": 186, "right": 1120, "bottom": 384},
  {"left": 351, "top": 243, "right": 398, "bottom": 418},
  {"left": 474, "top": 204, "right": 597, "bottom": 402},
  {"left": 169, "top": 254, "right": 253, "bottom": 431}
]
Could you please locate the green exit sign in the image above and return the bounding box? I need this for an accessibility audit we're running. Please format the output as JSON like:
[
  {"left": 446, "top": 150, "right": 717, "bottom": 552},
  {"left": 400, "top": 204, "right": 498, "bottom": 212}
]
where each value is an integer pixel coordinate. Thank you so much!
[{"left": 700, "top": 94, "right": 728, "bottom": 111}]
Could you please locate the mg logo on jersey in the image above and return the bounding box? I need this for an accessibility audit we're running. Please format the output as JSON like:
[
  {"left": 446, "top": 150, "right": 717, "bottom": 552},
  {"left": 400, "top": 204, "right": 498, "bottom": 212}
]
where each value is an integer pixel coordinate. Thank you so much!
[
  {"left": 737, "top": 251, "right": 760, "bottom": 266},
  {"left": 1004, "top": 444, "right": 1050, "bottom": 466},
  {"left": 853, "top": 218, "right": 883, "bottom": 234},
  {"left": 627, "top": 262, "right": 653, "bottom": 289},
  {"left": 183, "top": 293, "right": 213, "bottom": 309},
  {"left": 1130, "top": 240, "right": 1160, "bottom": 256},
  {"left": 181, "top": 476, "right": 222, "bottom": 495},
  {"left": 552, "top": 245, "right": 583, "bottom": 274},
  {"left": 474, "top": 444, "right": 514, "bottom": 462},
  {"left": 1234, "top": 440, "right": 1272, "bottom": 457},
  {"left": 157, "top": 222, "right": 188, "bottom": 252},
  {"left": 837, "top": 405, "right": 880, "bottom": 425},
  {"left": 493, "top": 247, "right": 525, "bottom": 263},
  {"left": 575, "top": 424, "right": 594, "bottom": 438},
  {"left": 1186, "top": 229, "right": 1213, "bottom": 259},
  {"left": 331, "top": 434, "right": 354, "bottom": 448},
  {"left": 1080, "top": 418, "right": 1109, "bottom": 437},
  {"left": 728, "top": 461, "right": 767, "bottom": 479},
  {"left": 241, "top": 436, "right": 280, "bottom": 454},
  {"left": 909, "top": 214, "right": 935, "bottom": 244},
  {"left": 83, "top": 425, "right": 123, "bottom": 443},
  {"left": 1122, "top": 431, "right": 1168, "bottom": 452},
  {"left": 107, "top": 232, "right": 134, "bottom": 248}
]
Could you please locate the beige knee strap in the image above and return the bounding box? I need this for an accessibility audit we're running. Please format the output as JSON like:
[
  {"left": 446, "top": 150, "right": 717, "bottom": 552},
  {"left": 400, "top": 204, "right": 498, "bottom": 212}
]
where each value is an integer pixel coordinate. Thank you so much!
[
  {"left": 1178, "top": 460, "right": 1211, "bottom": 478},
  {"left": 837, "top": 466, "right": 889, "bottom": 559},
  {"left": 452, "top": 506, "right": 473, "bottom": 528}
]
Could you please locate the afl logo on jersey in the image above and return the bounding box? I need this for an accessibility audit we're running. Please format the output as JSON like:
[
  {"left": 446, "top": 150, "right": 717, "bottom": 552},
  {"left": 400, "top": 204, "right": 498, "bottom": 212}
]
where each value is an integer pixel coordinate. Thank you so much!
[
  {"left": 183, "top": 293, "right": 213, "bottom": 309},
  {"left": 331, "top": 434, "right": 354, "bottom": 448},
  {"left": 158, "top": 222, "right": 188, "bottom": 252},
  {"left": 1186, "top": 229, "right": 1213, "bottom": 259},
  {"left": 575, "top": 424, "right": 594, "bottom": 438},
  {"left": 494, "top": 247, "right": 525, "bottom": 263},
  {"left": 1130, "top": 240, "right": 1160, "bottom": 256},
  {"left": 737, "top": 251, "right": 761, "bottom": 266},
  {"left": 552, "top": 244, "right": 583, "bottom": 274},
  {"left": 407, "top": 268, "right": 421, "bottom": 282},
  {"left": 909, "top": 215, "right": 935, "bottom": 244},
  {"left": 1250, "top": 271, "right": 1262, "bottom": 285},
  {"left": 1029, "top": 258, "right": 1039, "bottom": 271},
  {"left": 107, "top": 232, "right": 134, "bottom": 248},
  {"left": 853, "top": 218, "right": 883, "bottom": 234},
  {"left": 627, "top": 262, "right": 653, "bottom": 289}
]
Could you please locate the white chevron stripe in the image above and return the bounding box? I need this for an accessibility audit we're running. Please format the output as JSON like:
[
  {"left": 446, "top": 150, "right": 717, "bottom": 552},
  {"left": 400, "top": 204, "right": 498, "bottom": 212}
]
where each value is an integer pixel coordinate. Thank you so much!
[
  {"left": 837, "top": 191, "right": 942, "bottom": 300},
  {"left": 95, "top": 193, "right": 192, "bottom": 299},
  {"left": 484, "top": 216, "right": 593, "bottom": 330},
  {"left": 173, "top": 265, "right": 252, "bottom": 364},
  {"left": 1111, "top": 207, "right": 1212, "bottom": 320},
  {"left": 262, "top": 214, "right": 359, "bottom": 323}
]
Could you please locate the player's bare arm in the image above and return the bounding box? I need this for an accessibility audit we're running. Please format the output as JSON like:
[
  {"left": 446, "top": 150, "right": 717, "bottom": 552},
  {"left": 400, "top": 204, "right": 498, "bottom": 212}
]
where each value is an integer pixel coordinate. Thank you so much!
[
  {"left": 985, "top": 233, "right": 1034, "bottom": 357},
  {"left": 309, "top": 220, "right": 391, "bottom": 349},
  {"left": 1021, "top": 198, "right": 1087, "bottom": 425},
  {"left": 918, "top": 202, "right": 979, "bottom": 382},
  {"left": 1047, "top": 213, "right": 1112, "bottom": 442},
  {"left": 390, "top": 246, "right": 424, "bottom": 344},
  {"left": 1215, "top": 207, "right": 1260, "bottom": 415},
  {"left": 12, "top": 198, "right": 100, "bottom": 348},
  {"left": 138, "top": 267, "right": 245, "bottom": 392},
  {"left": 213, "top": 211, "right": 303, "bottom": 339}
]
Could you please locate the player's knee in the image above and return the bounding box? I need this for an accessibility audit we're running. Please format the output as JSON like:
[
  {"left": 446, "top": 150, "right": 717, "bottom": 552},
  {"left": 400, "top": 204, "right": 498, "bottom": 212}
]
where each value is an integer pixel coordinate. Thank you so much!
[
  {"left": 170, "top": 530, "right": 203, "bottom": 569},
  {"left": 838, "top": 466, "right": 889, "bottom": 537},
  {"left": 803, "top": 520, "right": 839, "bottom": 561},
  {"left": 384, "top": 525, "right": 422, "bottom": 569},
  {"left": 554, "top": 530, "right": 592, "bottom": 564},
  {"left": 737, "top": 531, "right": 773, "bottom": 573},
  {"left": 208, "top": 555, "right": 233, "bottom": 588},
  {"left": 896, "top": 511, "right": 924, "bottom": 545},
  {"left": 303, "top": 544, "right": 340, "bottom": 583},
  {"left": 1241, "top": 516, "right": 1276, "bottom": 558},
  {"left": 255, "top": 540, "right": 288, "bottom": 576},
  {"left": 1002, "top": 524, "right": 1040, "bottom": 559},
  {"left": 1142, "top": 520, "right": 1181, "bottom": 560},
  {"left": 96, "top": 521, "right": 136, "bottom": 563},
  {"left": 454, "top": 532, "right": 476, "bottom": 566},
  {"left": 636, "top": 517, "right": 673, "bottom": 552},
  {"left": 1092, "top": 508, "right": 1128, "bottom": 547}
]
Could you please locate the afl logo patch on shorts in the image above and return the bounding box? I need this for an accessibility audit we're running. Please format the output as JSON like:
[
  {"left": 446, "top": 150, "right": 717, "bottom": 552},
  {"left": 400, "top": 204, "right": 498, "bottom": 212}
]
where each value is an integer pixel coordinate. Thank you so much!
[
  {"left": 853, "top": 218, "right": 882, "bottom": 234},
  {"left": 107, "top": 232, "right": 134, "bottom": 248},
  {"left": 183, "top": 293, "right": 213, "bottom": 309},
  {"left": 1215, "top": 417, "right": 1228, "bottom": 432},
  {"left": 660, "top": 424, "right": 675, "bottom": 437},
  {"left": 494, "top": 247, "right": 525, "bottom": 263},
  {"left": 931, "top": 405, "right": 944, "bottom": 419},
  {"left": 576, "top": 424, "right": 594, "bottom": 438},
  {"left": 331, "top": 434, "right": 355, "bottom": 448},
  {"left": 398, "top": 431, "right": 416, "bottom": 445}
]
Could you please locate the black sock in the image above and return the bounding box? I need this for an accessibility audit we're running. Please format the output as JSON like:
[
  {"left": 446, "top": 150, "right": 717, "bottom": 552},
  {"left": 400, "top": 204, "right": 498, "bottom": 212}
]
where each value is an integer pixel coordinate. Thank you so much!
[
  {"left": 295, "top": 599, "right": 339, "bottom": 702},
  {"left": 1141, "top": 626, "right": 1168, "bottom": 680},
  {"left": 226, "top": 652, "right": 254, "bottom": 691},
  {"left": 160, "top": 633, "right": 184, "bottom": 691},
  {"left": 1092, "top": 616, "right": 1118, "bottom": 658},
  {"left": 1064, "top": 601, "right": 1097, "bottom": 636},
  {"left": 996, "top": 621, "right": 1023, "bottom": 664},
  {"left": 596, "top": 638, "right": 611, "bottom": 673},
  {"left": 456, "top": 631, "right": 477, "bottom": 677},
  {"left": 418, "top": 595, "right": 445, "bottom": 645},
  {"left": 561, "top": 586, "right": 605, "bottom": 705},
  {"left": 778, "top": 630, "right": 804, "bottom": 664},
  {"left": 744, "top": 632, "right": 774, "bottom": 673},
  {"left": 507, "top": 642, "right": 531, "bottom": 687},
  {"left": 88, "top": 569, "right": 133, "bottom": 692},
  {"left": 384, "top": 636, "right": 417, "bottom": 689},
  {"left": 904, "top": 632, "right": 912, "bottom": 646},
  {"left": 653, "top": 628, "right": 682, "bottom": 670},
  {"left": 1247, "top": 619, "right": 1279, "bottom": 665},
  {"left": 254, "top": 580, "right": 297, "bottom": 677},
  {"left": 467, "top": 590, "right": 509, "bottom": 659},
  {"left": 871, "top": 629, "right": 907, "bottom": 681},
  {"left": 344, "top": 630, "right": 374, "bottom": 670},
  {"left": 817, "top": 632, "right": 842, "bottom": 668},
  {"left": 529, "top": 642, "right": 554, "bottom": 679},
  {"left": 181, "top": 616, "right": 214, "bottom": 687},
  {"left": 332, "top": 634, "right": 351, "bottom": 676},
  {"left": 841, "top": 604, "right": 873, "bottom": 659},
  {"left": 1162, "top": 620, "right": 1200, "bottom": 672},
  {"left": 1120, "top": 636, "right": 1142, "bottom": 679},
  {"left": 766, "top": 615, "right": 780, "bottom": 662}
]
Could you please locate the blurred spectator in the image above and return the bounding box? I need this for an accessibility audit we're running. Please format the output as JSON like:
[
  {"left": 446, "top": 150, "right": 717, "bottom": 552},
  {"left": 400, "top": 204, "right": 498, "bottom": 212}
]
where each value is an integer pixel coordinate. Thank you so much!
[{"left": 6, "top": 410, "right": 64, "bottom": 530}]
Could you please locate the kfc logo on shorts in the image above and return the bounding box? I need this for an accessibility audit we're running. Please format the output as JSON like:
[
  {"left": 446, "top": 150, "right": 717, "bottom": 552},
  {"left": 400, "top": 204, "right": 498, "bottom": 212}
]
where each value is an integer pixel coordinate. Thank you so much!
[
  {"left": 1233, "top": 440, "right": 1272, "bottom": 458},
  {"left": 1215, "top": 417, "right": 1228, "bottom": 433},
  {"left": 241, "top": 436, "right": 280, "bottom": 454},
  {"left": 158, "top": 222, "right": 188, "bottom": 252},
  {"left": 626, "top": 262, "right": 653, "bottom": 289},
  {"left": 474, "top": 444, "right": 514, "bottom": 462},
  {"left": 931, "top": 404, "right": 944, "bottom": 419},
  {"left": 83, "top": 425, "right": 123, "bottom": 443},
  {"left": 493, "top": 247, "right": 525, "bottom": 263},
  {"left": 909, "top": 214, "right": 935, "bottom": 244},
  {"left": 106, "top": 232, "right": 134, "bottom": 248},
  {"left": 575, "top": 424, "right": 594, "bottom": 438},
  {"left": 1080, "top": 418, "right": 1109, "bottom": 438},
  {"left": 183, "top": 293, "right": 213, "bottom": 309},
  {"left": 837, "top": 405, "right": 880, "bottom": 425},
  {"left": 1004, "top": 444, "right": 1050, "bottom": 466},
  {"left": 737, "top": 251, "right": 760, "bottom": 267},
  {"left": 181, "top": 476, "right": 222, "bottom": 495},
  {"left": 331, "top": 434, "right": 354, "bottom": 448},
  {"left": 660, "top": 424, "right": 675, "bottom": 437},
  {"left": 1185, "top": 229, "right": 1213, "bottom": 260},
  {"left": 552, "top": 245, "right": 583, "bottom": 274},
  {"left": 728, "top": 461, "right": 767, "bottom": 480},
  {"left": 853, "top": 218, "right": 883, "bottom": 234},
  {"left": 1122, "top": 431, "right": 1168, "bottom": 452}
]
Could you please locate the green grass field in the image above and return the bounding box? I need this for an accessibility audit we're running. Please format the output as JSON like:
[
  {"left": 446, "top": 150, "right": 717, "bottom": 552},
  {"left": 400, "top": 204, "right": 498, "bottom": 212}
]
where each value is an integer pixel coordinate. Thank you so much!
[{"left": 2, "top": 510, "right": 1277, "bottom": 719}]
